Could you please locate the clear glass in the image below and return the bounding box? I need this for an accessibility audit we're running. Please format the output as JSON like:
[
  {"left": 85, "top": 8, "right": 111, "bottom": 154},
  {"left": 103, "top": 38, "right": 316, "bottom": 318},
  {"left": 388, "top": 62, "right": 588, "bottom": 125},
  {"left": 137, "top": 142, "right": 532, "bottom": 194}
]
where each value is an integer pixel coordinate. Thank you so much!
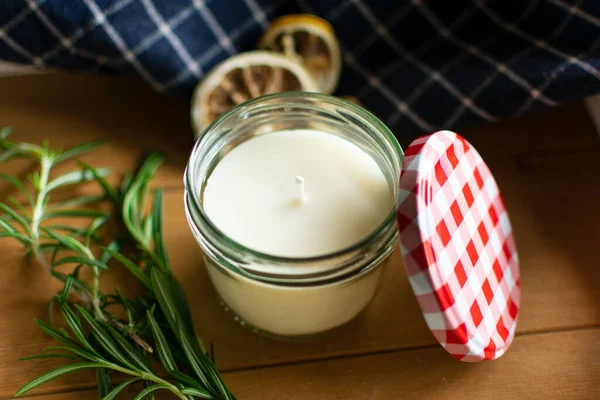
[{"left": 184, "top": 92, "right": 403, "bottom": 337}]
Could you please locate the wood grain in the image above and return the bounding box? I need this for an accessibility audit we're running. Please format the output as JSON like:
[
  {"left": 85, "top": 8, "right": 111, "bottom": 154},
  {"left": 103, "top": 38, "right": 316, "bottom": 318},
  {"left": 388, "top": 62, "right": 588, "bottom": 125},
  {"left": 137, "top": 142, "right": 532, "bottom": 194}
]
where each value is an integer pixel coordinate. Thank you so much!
[
  {"left": 0, "top": 72, "right": 192, "bottom": 201},
  {"left": 1, "top": 72, "right": 599, "bottom": 399},
  {"left": 2, "top": 124, "right": 600, "bottom": 395},
  {"left": 23, "top": 328, "right": 600, "bottom": 400}
]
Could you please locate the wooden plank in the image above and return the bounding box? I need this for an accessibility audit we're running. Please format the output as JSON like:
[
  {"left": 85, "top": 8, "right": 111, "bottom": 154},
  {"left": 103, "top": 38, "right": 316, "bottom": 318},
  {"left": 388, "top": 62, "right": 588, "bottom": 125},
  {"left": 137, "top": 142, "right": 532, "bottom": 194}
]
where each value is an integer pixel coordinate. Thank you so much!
[
  {"left": 2, "top": 102, "right": 600, "bottom": 396},
  {"left": 0, "top": 72, "right": 192, "bottom": 201},
  {"left": 1, "top": 72, "right": 599, "bottom": 397},
  {"left": 23, "top": 328, "right": 600, "bottom": 400}
]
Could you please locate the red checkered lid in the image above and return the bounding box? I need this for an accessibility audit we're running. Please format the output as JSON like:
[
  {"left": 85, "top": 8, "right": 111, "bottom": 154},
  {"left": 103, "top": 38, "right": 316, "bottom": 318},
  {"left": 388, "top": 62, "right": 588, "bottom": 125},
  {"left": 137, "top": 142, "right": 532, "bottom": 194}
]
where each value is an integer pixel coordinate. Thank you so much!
[{"left": 397, "top": 130, "right": 520, "bottom": 362}]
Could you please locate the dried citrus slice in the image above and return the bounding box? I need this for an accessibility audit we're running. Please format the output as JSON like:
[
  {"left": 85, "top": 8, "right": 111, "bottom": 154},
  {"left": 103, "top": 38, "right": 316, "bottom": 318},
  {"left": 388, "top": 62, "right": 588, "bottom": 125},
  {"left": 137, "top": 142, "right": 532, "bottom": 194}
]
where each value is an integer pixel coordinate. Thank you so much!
[
  {"left": 191, "top": 50, "right": 319, "bottom": 136},
  {"left": 259, "top": 14, "right": 342, "bottom": 95},
  {"left": 341, "top": 95, "right": 363, "bottom": 107}
]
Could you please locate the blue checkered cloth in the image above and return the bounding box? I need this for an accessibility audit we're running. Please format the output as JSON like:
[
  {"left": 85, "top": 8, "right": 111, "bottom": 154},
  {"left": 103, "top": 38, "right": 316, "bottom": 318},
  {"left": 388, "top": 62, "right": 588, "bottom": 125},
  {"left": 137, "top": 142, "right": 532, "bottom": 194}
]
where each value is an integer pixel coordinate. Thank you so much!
[{"left": 2, "top": 0, "right": 600, "bottom": 138}]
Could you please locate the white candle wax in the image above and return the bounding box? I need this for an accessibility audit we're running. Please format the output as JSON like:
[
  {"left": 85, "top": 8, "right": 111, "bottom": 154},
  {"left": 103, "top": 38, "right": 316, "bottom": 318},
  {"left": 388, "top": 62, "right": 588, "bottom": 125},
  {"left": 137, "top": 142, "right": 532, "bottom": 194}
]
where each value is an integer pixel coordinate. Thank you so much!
[
  {"left": 203, "top": 129, "right": 394, "bottom": 258},
  {"left": 205, "top": 256, "right": 386, "bottom": 336}
]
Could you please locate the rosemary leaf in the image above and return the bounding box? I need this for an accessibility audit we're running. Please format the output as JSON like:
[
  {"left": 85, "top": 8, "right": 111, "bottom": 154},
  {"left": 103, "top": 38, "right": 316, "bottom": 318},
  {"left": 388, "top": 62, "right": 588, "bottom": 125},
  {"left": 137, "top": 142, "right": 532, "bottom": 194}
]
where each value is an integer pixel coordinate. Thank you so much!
[
  {"left": 47, "top": 194, "right": 105, "bottom": 211},
  {"left": 15, "top": 363, "right": 105, "bottom": 397},
  {"left": 181, "top": 387, "right": 213, "bottom": 399},
  {"left": 0, "top": 133, "right": 44, "bottom": 159},
  {"left": 99, "top": 241, "right": 120, "bottom": 265},
  {"left": 0, "top": 231, "right": 33, "bottom": 247},
  {"left": 42, "top": 208, "right": 109, "bottom": 220},
  {"left": 150, "top": 268, "right": 185, "bottom": 342},
  {"left": 34, "top": 319, "right": 81, "bottom": 348},
  {"left": 168, "top": 371, "right": 203, "bottom": 390},
  {"left": 8, "top": 196, "right": 32, "bottom": 217},
  {"left": 203, "top": 358, "right": 232, "bottom": 400},
  {"left": 147, "top": 309, "right": 177, "bottom": 372},
  {"left": 0, "top": 148, "right": 22, "bottom": 163},
  {"left": 0, "top": 173, "right": 35, "bottom": 207},
  {"left": 122, "top": 152, "right": 164, "bottom": 261},
  {"left": 46, "top": 168, "right": 109, "bottom": 192},
  {"left": 79, "top": 161, "right": 120, "bottom": 204},
  {"left": 0, "top": 202, "right": 31, "bottom": 234},
  {"left": 60, "top": 276, "right": 75, "bottom": 303},
  {"left": 96, "top": 367, "right": 112, "bottom": 398},
  {"left": 85, "top": 216, "right": 108, "bottom": 247},
  {"left": 76, "top": 305, "right": 138, "bottom": 370},
  {"left": 113, "top": 288, "right": 136, "bottom": 326},
  {"left": 143, "top": 214, "right": 154, "bottom": 245},
  {"left": 45, "top": 225, "right": 101, "bottom": 240},
  {"left": 152, "top": 188, "right": 169, "bottom": 267},
  {"left": 56, "top": 140, "right": 104, "bottom": 163},
  {"left": 52, "top": 271, "right": 94, "bottom": 302},
  {"left": 43, "top": 346, "right": 102, "bottom": 363},
  {"left": 43, "top": 229, "right": 95, "bottom": 258},
  {"left": 0, "top": 125, "right": 13, "bottom": 140},
  {"left": 54, "top": 256, "right": 108, "bottom": 270},
  {"left": 104, "top": 247, "right": 152, "bottom": 290},
  {"left": 19, "top": 353, "right": 81, "bottom": 361},
  {"left": 0, "top": 215, "right": 16, "bottom": 232},
  {"left": 119, "top": 169, "right": 133, "bottom": 192},
  {"left": 57, "top": 302, "right": 100, "bottom": 356},
  {"left": 102, "top": 378, "right": 140, "bottom": 400},
  {"left": 177, "top": 323, "right": 215, "bottom": 397},
  {"left": 132, "top": 384, "right": 171, "bottom": 400},
  {"left": 100, "top": 320, "right": 153, "bottom": 374}
]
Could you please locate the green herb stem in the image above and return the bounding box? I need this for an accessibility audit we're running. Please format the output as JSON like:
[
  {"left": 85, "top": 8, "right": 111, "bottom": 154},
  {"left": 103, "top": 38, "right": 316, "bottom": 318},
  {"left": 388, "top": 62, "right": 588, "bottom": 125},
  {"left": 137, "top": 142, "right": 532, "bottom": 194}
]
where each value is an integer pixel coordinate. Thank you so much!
[
  {"left": 31, "top": 156, "right": 52, "bottom": 270},
  {"left": 2, "top": 128, "right": 233, "bottom": 400},
  {"left": 104, "top": 362, "right": 188, "bottom": 400}
]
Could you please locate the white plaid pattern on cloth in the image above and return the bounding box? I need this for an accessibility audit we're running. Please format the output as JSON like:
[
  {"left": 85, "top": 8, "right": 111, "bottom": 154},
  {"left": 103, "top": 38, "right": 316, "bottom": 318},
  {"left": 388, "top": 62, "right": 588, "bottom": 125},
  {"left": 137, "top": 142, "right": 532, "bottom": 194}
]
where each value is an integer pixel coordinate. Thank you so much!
[
  {"left": 2, "top": 0, "right": 600, "bottom": 137},
  {"left": 397, "top": 131, "right": 520, "bottom": 361}
]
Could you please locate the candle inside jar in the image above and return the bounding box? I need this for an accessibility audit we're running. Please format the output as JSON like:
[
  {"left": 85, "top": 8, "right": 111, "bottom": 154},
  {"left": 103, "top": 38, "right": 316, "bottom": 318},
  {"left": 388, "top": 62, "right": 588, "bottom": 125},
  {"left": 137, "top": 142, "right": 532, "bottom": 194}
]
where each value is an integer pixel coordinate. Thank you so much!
[{"left": 203, "top": 129, "right": 394, "bottom": 258}]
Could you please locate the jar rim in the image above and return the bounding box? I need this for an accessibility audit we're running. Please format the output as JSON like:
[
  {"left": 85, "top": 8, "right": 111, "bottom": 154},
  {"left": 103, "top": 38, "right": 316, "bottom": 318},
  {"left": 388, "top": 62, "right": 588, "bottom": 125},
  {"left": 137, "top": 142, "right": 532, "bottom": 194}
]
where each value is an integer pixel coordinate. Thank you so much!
[{"left": 185, "top": 92, "right": 403, "bottom": 268}]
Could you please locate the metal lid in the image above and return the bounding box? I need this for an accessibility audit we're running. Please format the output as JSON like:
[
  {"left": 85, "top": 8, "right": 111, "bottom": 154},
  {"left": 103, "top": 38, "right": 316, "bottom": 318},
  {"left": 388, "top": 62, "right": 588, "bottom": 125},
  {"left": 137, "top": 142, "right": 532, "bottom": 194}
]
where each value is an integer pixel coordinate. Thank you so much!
[{"left": 397, "top": 131, "right": 520, "bottom": 361}]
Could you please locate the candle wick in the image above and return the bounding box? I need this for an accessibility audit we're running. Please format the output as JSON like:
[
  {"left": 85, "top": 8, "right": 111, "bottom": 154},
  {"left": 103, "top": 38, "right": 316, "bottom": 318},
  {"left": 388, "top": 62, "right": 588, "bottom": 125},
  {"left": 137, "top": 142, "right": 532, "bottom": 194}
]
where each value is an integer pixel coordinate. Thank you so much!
[{"left": 294, "top": 175, "right": 307, "bottom": 204}]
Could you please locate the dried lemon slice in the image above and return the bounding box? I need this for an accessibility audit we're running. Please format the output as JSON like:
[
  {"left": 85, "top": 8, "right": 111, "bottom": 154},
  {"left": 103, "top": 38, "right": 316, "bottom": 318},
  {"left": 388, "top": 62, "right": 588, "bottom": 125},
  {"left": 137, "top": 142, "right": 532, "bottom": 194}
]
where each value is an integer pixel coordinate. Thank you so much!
[
  {"left": 341, "top": 95, "right": 363, "bottom": 107},
  {"left": 191, "top": 50, "right": 319, "bottom": 136},
  {"left": 259, "top": 14, "right": 342, "bottom": 95}
]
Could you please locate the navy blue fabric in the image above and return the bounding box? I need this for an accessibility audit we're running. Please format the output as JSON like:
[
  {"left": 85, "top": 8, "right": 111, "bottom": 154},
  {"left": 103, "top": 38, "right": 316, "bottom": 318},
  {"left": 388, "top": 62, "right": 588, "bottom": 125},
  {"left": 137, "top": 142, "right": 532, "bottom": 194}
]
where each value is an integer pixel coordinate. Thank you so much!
[{"left": 1, "top": 0, "right": 600, "bottom": 139}]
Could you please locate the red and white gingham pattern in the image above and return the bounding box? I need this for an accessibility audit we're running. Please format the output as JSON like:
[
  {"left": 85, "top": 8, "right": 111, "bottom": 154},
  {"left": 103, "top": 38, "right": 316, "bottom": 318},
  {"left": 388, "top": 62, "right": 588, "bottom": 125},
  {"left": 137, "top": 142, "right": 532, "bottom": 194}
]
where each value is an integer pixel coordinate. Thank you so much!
[{"left": 397, "top": 130, "right": 520, "bottom": 362}]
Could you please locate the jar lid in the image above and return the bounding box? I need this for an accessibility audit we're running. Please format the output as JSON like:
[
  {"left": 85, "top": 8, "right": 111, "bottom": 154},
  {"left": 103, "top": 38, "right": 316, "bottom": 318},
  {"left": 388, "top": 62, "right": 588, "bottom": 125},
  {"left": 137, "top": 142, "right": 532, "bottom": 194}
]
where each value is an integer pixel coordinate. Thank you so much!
[{"left": 397, "top": 131, "right": 520, "bottom": 362}]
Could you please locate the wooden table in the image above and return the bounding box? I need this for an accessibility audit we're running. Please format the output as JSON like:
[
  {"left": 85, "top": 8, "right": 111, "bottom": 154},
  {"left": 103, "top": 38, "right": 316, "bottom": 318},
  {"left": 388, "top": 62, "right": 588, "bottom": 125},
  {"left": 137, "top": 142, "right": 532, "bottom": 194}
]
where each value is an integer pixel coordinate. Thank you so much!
[{"left": 0, "top": 73, "right": 599, "bottom": 399}]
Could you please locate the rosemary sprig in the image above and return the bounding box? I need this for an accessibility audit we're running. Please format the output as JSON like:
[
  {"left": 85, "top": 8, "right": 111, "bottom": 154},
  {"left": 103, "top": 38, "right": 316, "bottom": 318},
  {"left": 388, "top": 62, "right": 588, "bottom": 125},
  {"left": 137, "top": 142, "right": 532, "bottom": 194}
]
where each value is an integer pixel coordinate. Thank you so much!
[{"left": 0, "top": 127, "right": 234, "bottom": 400}]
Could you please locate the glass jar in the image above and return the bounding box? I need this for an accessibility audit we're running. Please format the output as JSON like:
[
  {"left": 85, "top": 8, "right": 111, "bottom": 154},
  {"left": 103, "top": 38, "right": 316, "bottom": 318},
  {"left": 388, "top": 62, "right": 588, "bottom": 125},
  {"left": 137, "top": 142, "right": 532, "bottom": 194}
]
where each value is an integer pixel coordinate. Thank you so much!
[{"left": 184, "top": 92, "right": 402, "bottom": 337}]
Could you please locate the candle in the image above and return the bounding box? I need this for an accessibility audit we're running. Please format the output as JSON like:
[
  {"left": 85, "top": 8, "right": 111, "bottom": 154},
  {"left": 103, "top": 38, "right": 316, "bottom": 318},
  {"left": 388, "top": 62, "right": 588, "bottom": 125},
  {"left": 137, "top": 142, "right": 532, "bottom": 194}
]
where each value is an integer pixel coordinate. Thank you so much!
[
  {"left": 187, "top": 93, "right": 522, "bottom": 359},
  {"left": 205, "top": 252, "right": 386, "bottom": 336},
  {"left": 202, "top": 129, "right": 394, "bottom": 258},
  {"left": 184, "top": 93, "right": 402, "bottom": 337}
]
